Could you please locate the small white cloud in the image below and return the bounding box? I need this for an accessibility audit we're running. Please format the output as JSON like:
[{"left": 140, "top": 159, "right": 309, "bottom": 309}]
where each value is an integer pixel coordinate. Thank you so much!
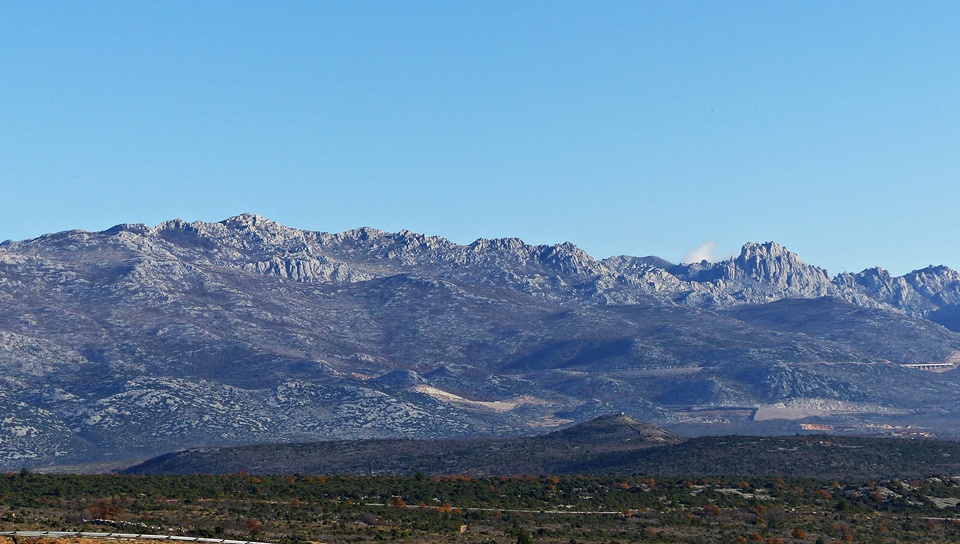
[{"left": 682, "top": 240, "right": 721, "bottom": 264}]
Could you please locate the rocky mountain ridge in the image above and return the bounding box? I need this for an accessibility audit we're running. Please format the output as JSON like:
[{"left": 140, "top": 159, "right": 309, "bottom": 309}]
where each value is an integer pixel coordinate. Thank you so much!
[
  {"left": 14, "top": 213, "right": 955, "bottom": 318},
  {"left": 2, "top": 214, "right": 960, "bottom": 469},
  {"left": 145, "top": 214, "right": 959, "bottom": 316}
]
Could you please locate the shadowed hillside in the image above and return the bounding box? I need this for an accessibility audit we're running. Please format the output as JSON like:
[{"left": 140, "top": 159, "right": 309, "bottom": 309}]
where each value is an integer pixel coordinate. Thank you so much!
[{"left": 125, "top": 415, "right": 960, "bottom": 480}]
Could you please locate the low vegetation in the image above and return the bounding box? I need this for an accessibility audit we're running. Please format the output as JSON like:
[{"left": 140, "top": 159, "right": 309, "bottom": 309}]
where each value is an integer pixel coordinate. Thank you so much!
[{"left": 3, "top": 470, "right": 960, "bottom": 543}]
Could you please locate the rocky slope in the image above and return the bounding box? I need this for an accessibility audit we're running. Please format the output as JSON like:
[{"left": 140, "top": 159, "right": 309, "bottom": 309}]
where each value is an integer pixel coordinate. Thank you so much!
[{"left": 2, "top": 214, "right": 960, "bottom": 469}]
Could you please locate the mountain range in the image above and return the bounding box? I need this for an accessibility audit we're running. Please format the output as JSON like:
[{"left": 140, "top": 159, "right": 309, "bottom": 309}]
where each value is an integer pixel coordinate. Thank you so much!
[{"left": 2, "top": 213, "right": 960, "bottom": 469}]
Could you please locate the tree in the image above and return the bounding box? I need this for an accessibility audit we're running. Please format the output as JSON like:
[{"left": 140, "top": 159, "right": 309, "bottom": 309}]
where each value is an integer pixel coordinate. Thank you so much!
[{"left": 87, "top": 498, "right": 124, "bottom": 521}]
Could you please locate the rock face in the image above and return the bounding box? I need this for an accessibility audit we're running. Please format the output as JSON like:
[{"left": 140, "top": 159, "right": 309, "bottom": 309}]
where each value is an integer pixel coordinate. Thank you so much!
[
  {"left": 2, "top": 214, "right": 960, "bottom": 469},
  {"left": 605, "top": 241, "right": 960, "bottom": 315}
]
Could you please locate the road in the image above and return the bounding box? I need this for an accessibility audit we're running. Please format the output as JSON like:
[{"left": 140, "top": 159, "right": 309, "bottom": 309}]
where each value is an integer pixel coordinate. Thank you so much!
[{"left": 0, "top": 532, "right": 273, "bottom": 544}]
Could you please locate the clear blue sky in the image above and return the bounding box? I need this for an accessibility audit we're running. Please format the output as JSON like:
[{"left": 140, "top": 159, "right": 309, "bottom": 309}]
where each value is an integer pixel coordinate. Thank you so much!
[{"left": 2, "top": 2, "right": 958, "bottom": 276}]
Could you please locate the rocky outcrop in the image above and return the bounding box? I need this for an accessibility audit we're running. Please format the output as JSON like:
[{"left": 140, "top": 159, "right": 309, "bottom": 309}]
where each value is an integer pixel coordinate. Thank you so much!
[
  {"left": 98, "top": 215, "right": 960, "bottom": 319},
  {"left": 603, "top": 241, "right": 960, "bottom": 320}
]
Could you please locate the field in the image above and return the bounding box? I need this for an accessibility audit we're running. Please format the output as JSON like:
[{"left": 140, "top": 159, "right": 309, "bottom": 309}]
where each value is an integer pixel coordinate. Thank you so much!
[{"left": 3, "top": 471, "right": 960, "bottom": 543}]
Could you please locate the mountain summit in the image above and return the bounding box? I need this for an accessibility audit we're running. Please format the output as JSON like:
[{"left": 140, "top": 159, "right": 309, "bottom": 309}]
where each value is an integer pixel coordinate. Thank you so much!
[{"left": 1, "top": 215, "right": 960, "bottom": 469}]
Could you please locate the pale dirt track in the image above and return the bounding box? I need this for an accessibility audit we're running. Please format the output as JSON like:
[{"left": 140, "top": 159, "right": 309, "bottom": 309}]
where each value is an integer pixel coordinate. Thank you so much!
[{"left": 0, "top": 534, "right": 273, "bottom": 544}]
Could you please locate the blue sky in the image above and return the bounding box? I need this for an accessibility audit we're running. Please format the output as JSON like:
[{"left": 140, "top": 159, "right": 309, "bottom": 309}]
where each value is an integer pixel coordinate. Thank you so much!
[{"left": 2, "top": 2, "right": 958, "bottom": 276}]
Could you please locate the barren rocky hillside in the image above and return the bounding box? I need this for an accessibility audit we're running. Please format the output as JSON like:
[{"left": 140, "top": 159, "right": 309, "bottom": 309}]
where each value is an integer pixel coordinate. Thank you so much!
[{"left": 2, "top": 214, "right": 960, "bottom": 469}]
